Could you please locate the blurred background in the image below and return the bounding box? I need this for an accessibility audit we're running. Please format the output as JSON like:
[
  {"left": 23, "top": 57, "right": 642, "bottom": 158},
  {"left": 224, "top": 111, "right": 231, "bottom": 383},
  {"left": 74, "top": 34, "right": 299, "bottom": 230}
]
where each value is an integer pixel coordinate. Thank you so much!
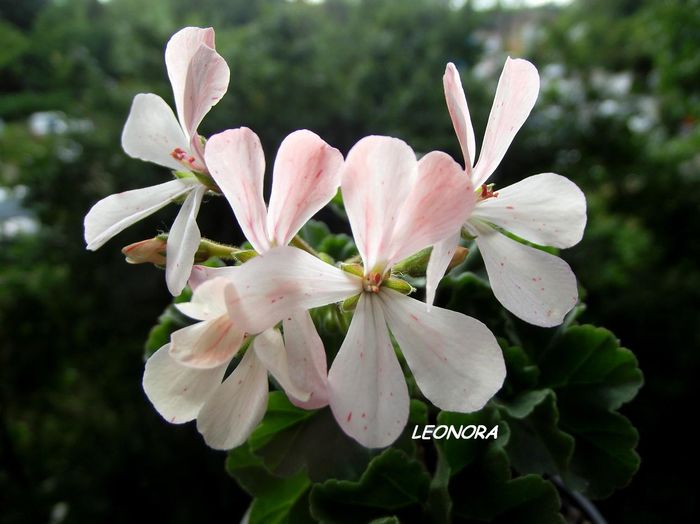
[{"left": 1, "top": 0, "right": 697, "bottom": 522}]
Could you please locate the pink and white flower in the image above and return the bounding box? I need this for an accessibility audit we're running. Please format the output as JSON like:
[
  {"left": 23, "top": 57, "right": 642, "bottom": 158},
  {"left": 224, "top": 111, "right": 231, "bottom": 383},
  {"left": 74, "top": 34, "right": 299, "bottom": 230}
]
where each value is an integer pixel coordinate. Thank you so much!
[
  {"left": 84, "top": 27, "right": 230, "bottom": 296},
  {"left": 142, "top": 128, "right": 344, "bottom": 449},
  {"left": 427, "top": 59, "right": 587, "bottom": 327},
  {"left": 213, "top": 136, "right": 507, "bottom": 448}
]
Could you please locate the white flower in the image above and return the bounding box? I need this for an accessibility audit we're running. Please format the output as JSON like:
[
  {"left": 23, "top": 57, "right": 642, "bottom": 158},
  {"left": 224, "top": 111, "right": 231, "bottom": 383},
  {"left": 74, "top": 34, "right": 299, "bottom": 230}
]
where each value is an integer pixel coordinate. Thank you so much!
[
  {"left": 142, "top": 128, "right": 344, "bottom": 450},
  {"left": 212, "top": 136, "right": 506, "bottom": 448},
  {"left": 84, "top": 27, "right": 230, "bottom": 295},
  {"left": 427, "top": 59, "right": 587, "bottom": 327}
]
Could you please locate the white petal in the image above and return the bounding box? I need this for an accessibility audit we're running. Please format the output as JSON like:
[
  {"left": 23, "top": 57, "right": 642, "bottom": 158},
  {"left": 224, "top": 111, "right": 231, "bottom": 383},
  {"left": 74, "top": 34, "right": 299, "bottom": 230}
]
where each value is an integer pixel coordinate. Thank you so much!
[
  {"left": 282, "top": 310, "right": 329, "bottom": 409},
  {"left": 223, "top": 246, "right": 362, "bottom": 334},
  {"left": 472, "top": 58, "right": 540, "bottom": 188},
  {"left": 84, "top": 179, "right": 195, "bottom": 251},
  {"left": 473, "top": 222, "right": 578, "bottom": 327},
  {"left": 169, "top": 314, "right": 244, "bottom": 369},
  {"left": 188, "top": 264, "right": 240, "bottom": 292},
  {"left": 142, "top": 344, "right": 227, "bottom": 424},
  {"left": 472, "top": 173, "right": 587, "bottom": 249},
  {"left": 341, "top": 136, "right": 418, "bottom": 271},
  {"left": 165, "top": 27, "right": 229, "bottom": 139},
  {"left": 381, "top": 289, "right": 506, "bottom": 412},
  {"left": 205, "top": 128, "right": 271, "bottom": 253},
  {"left": 267, "top": 130, "right": 343, "bottom": 246},
  {"left": 121, "top": 93, "right": 190, "bottom": 172},
  {"left": 328, "top": 294, "right": 409, "bottom": 448},
  {"left": 388, "top": 151, "right": 474, "bottom": 267},
  {"left": 166, "top": 185, "right": 206, "bottom": 296},
  {"left": 253, "top": 328, "right": 310, "bottom": 403},
  {"left": 425, "top": 230, "right": 461, "bottom": 308},
  {"left": 175, "top": 276, "right": 234, "bottom": 321},
  {"left": 444, "top": 62, "right": 476, "bottom": 171},
  {"left": 196, "top": 348, "right": 269, "bottom": 450}
]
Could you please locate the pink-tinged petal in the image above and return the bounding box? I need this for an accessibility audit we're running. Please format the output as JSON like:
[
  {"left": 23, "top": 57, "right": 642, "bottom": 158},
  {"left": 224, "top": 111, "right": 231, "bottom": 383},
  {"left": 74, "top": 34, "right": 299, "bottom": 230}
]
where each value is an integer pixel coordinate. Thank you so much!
[
  {"left": 473, "top": 222, "right": 578, "bottom": 327},
  {"left": 84, "top": 179, "right": 196, "bottom": 251},
  {"left": 179, "top": 44, "right": 230, "bottom": 140},
  {"left": 121, "top": 93, "right": 190, "bottom": 172},
  {"left": 175, "top": 276, "right": 234, "bottom": 321},
  {"left": 165, "top": 27, "right": 229, "bottom": 139},
  {"left": 188, "top": 264, "right": 240, "bottom": 291},
  {"left": 425, "top": 230, "right": 461, "bottom": 308},
  {"left": 328, "top": 294, "right": 409, "bottom": 448},
  {"left": 169, "top": 314, "right": 244, "bottom": 369},
  {"left": 224, "top": 246, "right": 362, "bottom": 334},
  {"left": 196, "top": 348, "right": 269, "bottom": 450},
  {"left": 341, "top": 136, "right": 418, "bottom": 271},
  {"left": 389, "top": 151, "right": 474, "bottom": 267},
  {"left": 444, "top": 62, "right": 476, "bottom": 172},
  {"left": 283, "top": 310, "right": 329, "bottom": 409},
  {"left": 267, "top": 130, "right": 343, "bottom": 246},
  {"left": 253, "top": 328, "right": 311, "bottom": 403},
  {"left": 381, "top": 289, "right": 506, "bottom": 412},
  {"left": 166, "top": 185, "right": 206, "bottom": 296},
  {"left": 205, "top": 128, "right": 270, "bottom": 253},
  {"left": 472, "top": 58, "right": 540, "bottom": 188},
  {"left": 472, "top": 173, "right": 587, "bottom": 249},
  {"left": 142, "top": 344, "right": 227, "bottom": 424}
]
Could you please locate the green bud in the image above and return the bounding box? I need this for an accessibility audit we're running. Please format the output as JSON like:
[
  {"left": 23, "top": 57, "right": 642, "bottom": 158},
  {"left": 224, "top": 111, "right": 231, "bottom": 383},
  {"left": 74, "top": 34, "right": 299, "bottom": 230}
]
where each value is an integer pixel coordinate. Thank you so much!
[
  {"left": 383, "top": 277, "right": 414, "bottom": 295},
  {"left": 340, "top": 262, "right": 364, "bottom": 277},
  {"left": 341, "top": 294, "right": 360, "bottom": 312},
  {"left": 391, "top": 247, "right": 431, "bottom": 277}
]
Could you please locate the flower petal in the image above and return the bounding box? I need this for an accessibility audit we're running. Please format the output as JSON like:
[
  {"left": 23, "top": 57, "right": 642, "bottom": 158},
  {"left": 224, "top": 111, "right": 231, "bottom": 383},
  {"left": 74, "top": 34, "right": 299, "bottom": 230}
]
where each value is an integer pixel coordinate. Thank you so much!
[
  {"left": 223, "top": 246, "right": 361, "bottom": 334},
  {"left": 444, "top": 62, "right": 476, "bottom": 171},
  {"left": 142, "top": 344, "right": 227, "bottom": 424},
  {"left": 425, "top": 230, "right": 461, "bottom": 308},
  {"left": 165, "top": 27, "right": 229, "bottom": 139},
  {"left": 266, "top": 130, "right": 343, "bottom": 246},
  {"left": 121, "top": 93, "right": 190, "bottom": 172},
  {"left": 282, "top": 310, "right": 329, "bottom": 409},
  {"left": 388, "top": 151, "right": 474, "bottom": 267},
  {"left": 381, "top": 289, "right": 505, "bottom": 412},
  {"left": 341, "top": 136, "right": 418, "bottom": 271},
  {"left": 166, "top": 185, "right": 206, "bottom": 296},
  {"left": 205, "top": 128, "right": 270, "bottom": 253},
  {"left": 84, "top": 179, "right": 195, "bottom": 251},
  {"left": 175, "top": 276, "right": 234, "bottom": 321},
  {"left": 253, "top": 328, "right": 310, "bottom": 403},
  {"left": 188, "top": 264, "right": 240, "bottom": 291},
  {"left": 472, "top": 57, "right": 540, "bottom": 188},
  {"left": 196, "top": 348, "right": 269, "bottom": 450},
  {"left": 169, "top": 314, "right": 244, "bottom": 369},
  {"left": 327, "top": 294, "right": 409, "bottom": 448},
  {"left": 473, "top": 222, "right": 578, "bottom": 327},
  {"left": 472, "top": 173, "right": 587, "bottom": 249}
]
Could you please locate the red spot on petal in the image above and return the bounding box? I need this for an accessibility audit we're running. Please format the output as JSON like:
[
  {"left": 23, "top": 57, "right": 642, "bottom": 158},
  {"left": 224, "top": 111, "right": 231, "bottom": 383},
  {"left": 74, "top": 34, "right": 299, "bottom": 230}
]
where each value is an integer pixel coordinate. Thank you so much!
[{"left": 346, "top": 412, "right": 352, "bottom": 422}]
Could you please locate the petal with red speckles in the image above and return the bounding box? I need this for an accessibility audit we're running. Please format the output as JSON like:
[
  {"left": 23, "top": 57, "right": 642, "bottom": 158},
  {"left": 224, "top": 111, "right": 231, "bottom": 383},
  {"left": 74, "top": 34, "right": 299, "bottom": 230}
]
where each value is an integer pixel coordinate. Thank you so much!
[
  {"left": 169, "top": 314, "right": 244, "bottom": 369},
  {"left": 381, "top": 289, "right": 505, "bottom": 412},
  {"left": 253, "top": 327, "right": 310, "bottom": 403},
  {"left": 205, "top": 128, "right": 271, "bottom": 253},
  {"left": 472, "top": 172, "right": 587, "bottom": 249},
  {"left": 472, "top": 58, "right": 540, "bottom": 188},
  {"left": 425, "top": 230, "right": 461, "bottom": 308},
  {"left": 473, "top": 221, "right": 578, "bottom": 327},
  {"left": 267, "top": 130, "right": 343, "bottom": 247},
  {"left": 328, "top": 294, "right": 409, "bottom": 448},
  {"left": 444, "top": 62, "right": 476, "bottom": 172}
]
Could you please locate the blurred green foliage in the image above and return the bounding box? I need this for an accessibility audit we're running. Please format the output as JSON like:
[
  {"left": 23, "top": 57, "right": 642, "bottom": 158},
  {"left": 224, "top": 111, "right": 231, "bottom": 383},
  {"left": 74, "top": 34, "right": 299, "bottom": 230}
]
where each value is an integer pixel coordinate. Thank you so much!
[{"left": 1, "top": 0, "right": 698, "bottom": 522}]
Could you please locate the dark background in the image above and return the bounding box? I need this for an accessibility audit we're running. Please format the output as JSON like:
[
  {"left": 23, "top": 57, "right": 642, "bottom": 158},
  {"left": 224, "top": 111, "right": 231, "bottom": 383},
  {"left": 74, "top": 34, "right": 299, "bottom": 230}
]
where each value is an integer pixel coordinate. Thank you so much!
[{"left": 1, "top": 0, "right": 697, "bottom": 522}]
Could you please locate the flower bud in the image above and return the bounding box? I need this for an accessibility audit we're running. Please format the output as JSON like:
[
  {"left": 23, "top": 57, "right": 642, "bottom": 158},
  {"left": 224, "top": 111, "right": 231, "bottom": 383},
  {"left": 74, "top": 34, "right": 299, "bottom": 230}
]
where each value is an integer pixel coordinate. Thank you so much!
[{"left": 122, "top": 237, "right": 167, "bottom": 266}]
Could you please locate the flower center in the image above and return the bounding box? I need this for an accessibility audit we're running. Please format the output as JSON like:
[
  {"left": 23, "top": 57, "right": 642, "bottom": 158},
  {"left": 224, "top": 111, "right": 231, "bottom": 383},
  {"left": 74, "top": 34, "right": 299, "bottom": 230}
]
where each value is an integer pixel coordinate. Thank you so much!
[
  {"left": 171, "top": 147, "right": 206, "bottom": 173},
  {"left": 477, "top": 184, "right": 498, "bottom": 201},
  {"left": 363, "top": 271, "right": 383, "bottom": 293}
]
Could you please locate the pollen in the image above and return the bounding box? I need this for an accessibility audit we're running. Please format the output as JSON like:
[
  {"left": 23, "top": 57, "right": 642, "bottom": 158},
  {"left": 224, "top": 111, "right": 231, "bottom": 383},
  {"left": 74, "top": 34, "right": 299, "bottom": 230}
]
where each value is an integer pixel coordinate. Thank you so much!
[{"left": 363, "top": 271, "right": 383, "bottom": 293}]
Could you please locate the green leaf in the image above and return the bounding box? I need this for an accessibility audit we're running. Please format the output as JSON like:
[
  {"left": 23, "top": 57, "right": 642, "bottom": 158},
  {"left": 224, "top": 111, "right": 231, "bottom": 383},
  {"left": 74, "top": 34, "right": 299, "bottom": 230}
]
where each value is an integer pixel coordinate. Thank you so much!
[
  {"left": 309, "top": 449, "right": 431, "bottom": 524},
  {"left": 248, "top": 392, "right": 316, "bottom": 450},
  {"left": 297, "top": 220, "right": 331, "bottom": 251},
  {"left": 497, "top": 390, "right": 575, "bottom": 478},
  {"left": 539, "top": 325, "right": 643, "bottom": 411}
]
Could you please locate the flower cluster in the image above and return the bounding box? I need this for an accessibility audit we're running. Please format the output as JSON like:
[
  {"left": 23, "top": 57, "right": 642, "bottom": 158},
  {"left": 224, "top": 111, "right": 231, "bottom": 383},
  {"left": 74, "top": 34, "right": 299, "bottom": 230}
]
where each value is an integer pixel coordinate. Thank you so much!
[{"left": 84, "top": 27, "right": 586, "bottom": 450}]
